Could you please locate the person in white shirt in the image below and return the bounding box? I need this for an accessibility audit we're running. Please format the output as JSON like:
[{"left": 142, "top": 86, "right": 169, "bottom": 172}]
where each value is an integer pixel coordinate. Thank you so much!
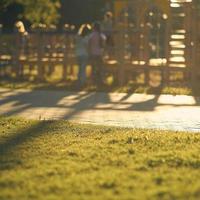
[{"left": 75, "top": 24, "right": 91, "bottom": 87}]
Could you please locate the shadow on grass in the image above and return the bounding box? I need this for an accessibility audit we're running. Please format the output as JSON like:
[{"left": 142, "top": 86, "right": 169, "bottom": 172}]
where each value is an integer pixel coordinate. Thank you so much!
[
  {"left": 0, "top": 120, "right": 59, "bottom": 170},
  {"left": 0, "top": 121, "right": 48, "bottom": 155},
  {"left": 0, "top": 78, "right": 120, "bottom": 93}
]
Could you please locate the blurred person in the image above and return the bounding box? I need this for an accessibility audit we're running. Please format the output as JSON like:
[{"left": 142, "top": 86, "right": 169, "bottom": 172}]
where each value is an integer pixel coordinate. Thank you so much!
[
  {"left": 101, "top": 11, "right": 114, "bottom": 57},
  {"left": 63, "top": 24, "right": 70, "bottom": 32},
  {"left": 15, "top": 21, "right": 28, "bottom": 55},
  {"left": 15, "top": 21, "right": 28, "bottom": 36},
  {"left": 75, "top": 24, "right": 91, "bottom": 87},
  {"left": 0, "top": 24, "right": 3, "bottom": 34},
  {"left": 88, "top": 22, "right": 106, "bottom": 86},
  {"left": 70, "top": 25, "right": 76, "bottom": 33}
]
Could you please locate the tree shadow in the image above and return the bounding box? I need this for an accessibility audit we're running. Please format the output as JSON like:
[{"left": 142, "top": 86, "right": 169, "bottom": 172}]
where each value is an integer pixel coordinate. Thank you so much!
[
  {"left": 0, "top": 87, "right": 200, "bottom": 120},
  {"left": 0, "top": 90, "right": 92, "bottom": 118},
  {"left": 0, "top": 120, "right": 55, "bottom": 170},
  {"left": 126, "top": 95, "right": 160, "bottom": 111},
  {"left": 0, "top": 121, "right": 46, "bottom": 155},
  {"left": 63, "top": 92, "right": 111, "bottom": 120}
]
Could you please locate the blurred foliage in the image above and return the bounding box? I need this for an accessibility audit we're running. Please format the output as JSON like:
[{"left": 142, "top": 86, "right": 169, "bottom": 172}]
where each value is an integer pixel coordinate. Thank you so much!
[
  {"left": 17, "top": 0, "right": 60, "bottom": 26},
  {"left": 0, "top": 0, "right": 12, "bottom": 9},
  {"left": 0, "top": 0, "right": 60, "bottom": 28},
  {"left": 1, "top": 0, "right": 200, "bottom": 29},
  {"left": 0, "top": 0, "right": 107, "bottom": 30}
]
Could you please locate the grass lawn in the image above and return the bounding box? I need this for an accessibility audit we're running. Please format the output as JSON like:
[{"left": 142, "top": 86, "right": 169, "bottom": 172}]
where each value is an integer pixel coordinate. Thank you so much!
[{"left": 0, "top": 117, "right": 200, "bottom": 200}]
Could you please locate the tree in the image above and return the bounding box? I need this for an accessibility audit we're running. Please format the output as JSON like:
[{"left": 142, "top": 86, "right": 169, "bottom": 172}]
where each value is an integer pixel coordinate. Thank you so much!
[
  {"left": 0, "top": 1, "right": 24, "bottom": 30},
  {"left": 17, "top": 0, "right": 61, "bottom": 26},
  {"left": 0, "top": 0, "right": 13, "bottom": 10},
  {"left": 1, "top": 0, "right": 108, "bottom": 30},
  {"left": 0, "top": 0, "right": 61, "bottom": 29}
]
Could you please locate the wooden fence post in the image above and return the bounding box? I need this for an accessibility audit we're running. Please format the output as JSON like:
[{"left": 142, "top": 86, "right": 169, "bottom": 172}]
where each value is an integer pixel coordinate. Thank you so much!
[
  {"left": 184, "top": 3, "right": 192, "bottom": 82},
  {"left": 62, "top": 32, "right": 68, "bottom": 81},
  {"left": 143, "top": 23, "right": 150, "bottom": 85},
  {"left": 37, "top": 31, "right": 45, "bottom": 81},
  {"left": 191, "top": 4, "right": 198, "bottom": 88},
  {"left": 13, "top": 32, "right": 20, "bottom": 78},
  {"left": 164, "top": 20, "right": 171, "bottom": 85},
  {"left": 117, "top": 29, "right": 125, "bottom": 86}
]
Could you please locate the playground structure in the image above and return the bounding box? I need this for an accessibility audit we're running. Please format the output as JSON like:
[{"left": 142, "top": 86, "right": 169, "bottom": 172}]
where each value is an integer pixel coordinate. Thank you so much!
[
  {"left": 110, "top": 0, "right": 199, "bottom": 86},
  {"left": 0, "top": 0, "right": 200, "bottom": 87}
]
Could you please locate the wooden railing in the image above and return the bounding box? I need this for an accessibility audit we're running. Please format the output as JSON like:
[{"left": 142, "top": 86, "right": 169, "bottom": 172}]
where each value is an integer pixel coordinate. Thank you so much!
[{"left": 0, "top": 28, "right": 198, "bottom": 87}]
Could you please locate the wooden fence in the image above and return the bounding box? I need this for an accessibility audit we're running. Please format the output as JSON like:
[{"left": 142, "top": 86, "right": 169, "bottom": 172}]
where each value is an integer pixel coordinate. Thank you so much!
[{"left": 0, "top": 25, "right": 199, "bottom": 87}]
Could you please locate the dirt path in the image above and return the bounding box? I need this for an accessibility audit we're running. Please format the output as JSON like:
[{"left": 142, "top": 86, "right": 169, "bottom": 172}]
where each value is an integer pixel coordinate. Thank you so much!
[{"left": 0, "top": 88, "right": 200, "bottom": 132}]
